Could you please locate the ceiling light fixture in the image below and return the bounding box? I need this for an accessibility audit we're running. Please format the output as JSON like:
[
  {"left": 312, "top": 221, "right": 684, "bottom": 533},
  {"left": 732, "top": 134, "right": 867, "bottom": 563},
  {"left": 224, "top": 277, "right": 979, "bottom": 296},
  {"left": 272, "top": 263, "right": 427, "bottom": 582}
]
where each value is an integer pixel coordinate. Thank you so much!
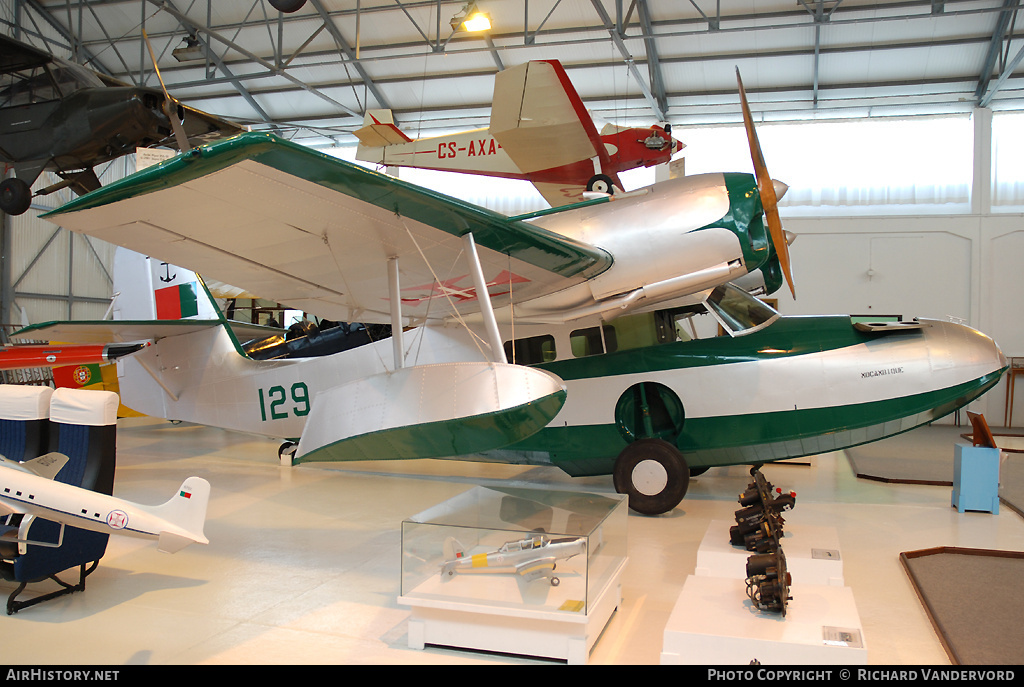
[
  {"left": 451, "top": 3, "right": 491, "bottom": 32},
  {"left": 171, "top": 36, "right": 204, "bottom": 62}
]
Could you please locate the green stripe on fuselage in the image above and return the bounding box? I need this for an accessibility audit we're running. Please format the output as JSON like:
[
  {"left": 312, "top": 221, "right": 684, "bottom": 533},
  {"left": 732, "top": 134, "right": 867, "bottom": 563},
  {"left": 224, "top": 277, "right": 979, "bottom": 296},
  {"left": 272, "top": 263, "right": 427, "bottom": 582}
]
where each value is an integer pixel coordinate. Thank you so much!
[{"left": 494, "top": 317, "right": 1004, "bottom": 476}]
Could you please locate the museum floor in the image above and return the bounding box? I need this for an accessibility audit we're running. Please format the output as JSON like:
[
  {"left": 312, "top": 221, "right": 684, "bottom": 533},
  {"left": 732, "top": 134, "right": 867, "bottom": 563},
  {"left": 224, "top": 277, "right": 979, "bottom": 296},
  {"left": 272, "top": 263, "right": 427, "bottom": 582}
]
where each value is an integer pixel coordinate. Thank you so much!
[{"left": 4, "top": 417, "right": 1024, "bottom": 665}]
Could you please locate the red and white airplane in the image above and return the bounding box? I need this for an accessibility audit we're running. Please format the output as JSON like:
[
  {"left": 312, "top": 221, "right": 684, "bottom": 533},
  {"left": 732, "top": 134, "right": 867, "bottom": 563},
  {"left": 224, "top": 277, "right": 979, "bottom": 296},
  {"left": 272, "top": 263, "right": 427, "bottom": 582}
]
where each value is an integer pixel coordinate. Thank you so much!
[{"left": 354, "top": 60, "right": 683, "bottom": 207}]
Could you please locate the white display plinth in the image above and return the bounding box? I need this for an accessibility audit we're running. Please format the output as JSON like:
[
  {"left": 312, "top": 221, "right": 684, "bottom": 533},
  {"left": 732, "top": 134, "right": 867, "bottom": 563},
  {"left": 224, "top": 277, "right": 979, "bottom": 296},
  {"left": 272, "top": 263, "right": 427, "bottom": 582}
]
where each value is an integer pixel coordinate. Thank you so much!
[
  {"left": 400, "top": 557, "right": 625, "bottom": 664},
  {"left": 398, "top": 486, "right": 628, "bottom": 664},
  {"left": 661, "top": 575, "right": 867, "bottom": 665},
  {"left": 695, "top": 520, "right": 845, "bottom": 586}
]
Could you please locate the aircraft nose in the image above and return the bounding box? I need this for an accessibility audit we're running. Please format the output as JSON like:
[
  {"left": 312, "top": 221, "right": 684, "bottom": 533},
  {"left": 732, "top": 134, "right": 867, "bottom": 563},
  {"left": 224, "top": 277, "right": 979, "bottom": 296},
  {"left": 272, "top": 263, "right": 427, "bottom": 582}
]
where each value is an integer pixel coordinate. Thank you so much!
[{"left": 929, "top": 319, "right": 1007, "bottom": 377}]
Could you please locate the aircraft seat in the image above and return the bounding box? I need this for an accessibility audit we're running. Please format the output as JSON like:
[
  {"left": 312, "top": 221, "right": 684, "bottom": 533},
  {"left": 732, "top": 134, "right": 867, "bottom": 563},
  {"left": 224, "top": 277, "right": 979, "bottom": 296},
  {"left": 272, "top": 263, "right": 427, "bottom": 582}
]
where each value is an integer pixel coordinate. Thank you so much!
[
  {"left": 0, "top": 387, "right": 119, "bottom": 614},
  {"left": 0, "top": 384, "right": 52, "bottom": 462}
]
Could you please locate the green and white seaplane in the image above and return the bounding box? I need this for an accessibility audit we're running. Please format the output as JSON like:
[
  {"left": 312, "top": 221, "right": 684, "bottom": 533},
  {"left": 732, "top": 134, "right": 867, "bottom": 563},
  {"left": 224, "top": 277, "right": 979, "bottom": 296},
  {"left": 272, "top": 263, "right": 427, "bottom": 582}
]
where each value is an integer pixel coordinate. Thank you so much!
[{"left": 24, "top": 74, "right": 1006, "bottom": 515}]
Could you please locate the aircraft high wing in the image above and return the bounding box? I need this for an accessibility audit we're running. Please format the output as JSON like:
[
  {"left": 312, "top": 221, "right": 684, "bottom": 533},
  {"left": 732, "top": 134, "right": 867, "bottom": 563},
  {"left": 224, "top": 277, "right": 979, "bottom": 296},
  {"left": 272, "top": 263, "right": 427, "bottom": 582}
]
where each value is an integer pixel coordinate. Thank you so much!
[
  {"left": 40, "top": 130, "right": 778, "bottom": 327},
  {"left": 0, "top": 33, "right": 245, "bottom": 216},
  {"left": 354, "top": 60, "right": 683, "bottom": 207}
]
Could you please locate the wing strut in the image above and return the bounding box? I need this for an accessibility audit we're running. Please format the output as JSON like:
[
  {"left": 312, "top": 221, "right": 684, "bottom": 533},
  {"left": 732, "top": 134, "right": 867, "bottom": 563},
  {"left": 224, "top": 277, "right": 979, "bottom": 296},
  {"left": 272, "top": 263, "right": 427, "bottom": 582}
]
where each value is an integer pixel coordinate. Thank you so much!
[
  {"left": 463, "top": 233, "right": 508, "bottom": 365},
  {"left": 388, "top": 257, "right": 405, "bottom": 369}
]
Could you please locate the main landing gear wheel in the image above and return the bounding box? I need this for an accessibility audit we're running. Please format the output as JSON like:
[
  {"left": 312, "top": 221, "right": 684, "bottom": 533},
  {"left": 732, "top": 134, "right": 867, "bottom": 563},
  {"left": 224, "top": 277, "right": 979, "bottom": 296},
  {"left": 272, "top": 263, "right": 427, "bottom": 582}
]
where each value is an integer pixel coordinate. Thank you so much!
[
  {"left": 613, "top": 438, "right": 690, "bottom": 516},
  {"left": 0, "top": 178, "right": 32, "bottom": 216},
  {"left": 586, "top": 173, "right": 614, "bottom": 195}
]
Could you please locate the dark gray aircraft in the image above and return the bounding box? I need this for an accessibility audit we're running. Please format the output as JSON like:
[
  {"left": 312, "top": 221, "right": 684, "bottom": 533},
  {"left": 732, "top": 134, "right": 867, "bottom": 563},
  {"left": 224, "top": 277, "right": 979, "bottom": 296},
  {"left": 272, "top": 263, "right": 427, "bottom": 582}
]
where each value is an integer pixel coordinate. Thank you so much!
[{"left": 0, "top": 33, "right": 244, "bottom": 215}]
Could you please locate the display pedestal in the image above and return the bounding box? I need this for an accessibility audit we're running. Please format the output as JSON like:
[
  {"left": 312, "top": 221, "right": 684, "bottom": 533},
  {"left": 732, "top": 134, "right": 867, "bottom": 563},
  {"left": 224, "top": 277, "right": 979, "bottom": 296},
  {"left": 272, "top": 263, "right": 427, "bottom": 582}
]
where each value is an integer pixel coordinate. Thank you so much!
[
  {"left": 400, "top": 557, "right": 625, "bottom": 664},
  {"left": 398, "top": 486, "right": 628, "bottom": 664},
  {"left": 952, "top": 443, "right": 1000, "bottom": 513},
  {"left": 695, "top": 520, "right": 844, "bottom": 586},
  {"left": 660, "top": 575, "right": 867, "bottom": 665}
]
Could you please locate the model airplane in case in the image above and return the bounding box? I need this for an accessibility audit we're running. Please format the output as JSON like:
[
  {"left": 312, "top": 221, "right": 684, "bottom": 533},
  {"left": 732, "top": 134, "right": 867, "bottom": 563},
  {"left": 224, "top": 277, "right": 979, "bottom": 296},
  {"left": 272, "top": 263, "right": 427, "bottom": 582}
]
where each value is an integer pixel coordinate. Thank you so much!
[
  {"left": 20, "top": 72, "right": 1007, "bottom": 516},
  {"left": 354, "top": 60, "right": 683, "bottom": 207},
  {"left": 441, "top": 535, "right": 587, "bottom": 586},
  {"left": 0, "top": 452, "right": 209, "bottom": 554}
]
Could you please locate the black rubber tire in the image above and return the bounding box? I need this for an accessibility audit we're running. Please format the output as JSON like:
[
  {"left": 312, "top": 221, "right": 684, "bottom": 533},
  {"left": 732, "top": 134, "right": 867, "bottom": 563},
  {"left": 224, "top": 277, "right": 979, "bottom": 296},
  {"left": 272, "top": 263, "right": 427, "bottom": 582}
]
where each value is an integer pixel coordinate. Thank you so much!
[
  {"left": 0, "top": 178, "right": 32, "bottom": 216},
  {"left": 586, "top": 173, "right": 614, "bottom": 195},
  {"left": 689, "top": 466, "right": 710, "bottom": 477},
  {"left": 613, "top": 438, "right": 690, "bottom": 516}
]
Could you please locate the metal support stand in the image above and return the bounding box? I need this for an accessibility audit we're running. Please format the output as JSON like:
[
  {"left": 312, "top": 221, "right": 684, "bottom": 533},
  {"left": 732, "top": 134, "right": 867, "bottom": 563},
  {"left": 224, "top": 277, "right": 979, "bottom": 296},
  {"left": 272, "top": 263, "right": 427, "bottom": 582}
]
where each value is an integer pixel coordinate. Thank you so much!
[{"left": 5, "top": 560, "right": 99, "bottom": 615}]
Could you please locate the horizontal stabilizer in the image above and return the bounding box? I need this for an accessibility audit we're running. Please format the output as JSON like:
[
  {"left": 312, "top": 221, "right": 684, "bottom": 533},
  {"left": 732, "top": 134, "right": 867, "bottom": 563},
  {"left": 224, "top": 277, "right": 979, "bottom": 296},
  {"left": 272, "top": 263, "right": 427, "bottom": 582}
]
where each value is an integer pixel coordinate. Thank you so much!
[
  {"left": 10, "top": 320, "right": 273, "bottom": 346},
  {"left": 157, "top": 531, "right": 196, "bottom": 554},
  {"left": 17, "top": 452, "right": 69, "bottom": 481},
  {"left": 295, "top": 362, "right": 567, "bottom": 464},
  {"left": 354, "top": 109, "right": 413, "bottom": 147}
]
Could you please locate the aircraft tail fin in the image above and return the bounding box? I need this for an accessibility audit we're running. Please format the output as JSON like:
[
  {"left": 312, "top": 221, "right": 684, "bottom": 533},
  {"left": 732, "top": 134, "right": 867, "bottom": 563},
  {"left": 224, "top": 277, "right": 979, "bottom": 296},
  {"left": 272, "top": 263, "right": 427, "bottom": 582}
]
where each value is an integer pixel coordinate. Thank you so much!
[
  {"left": 111, "top": 247, "right": 220, "bottom": 323},
  {"left": 354, "top": 109, "right": 413, "bottom": 149},
  {"left": 440, "top": 537, "right": 466, "bottom": 579},
  {"left": 149, "top": 476, "right": 211, "bottom": 553}
]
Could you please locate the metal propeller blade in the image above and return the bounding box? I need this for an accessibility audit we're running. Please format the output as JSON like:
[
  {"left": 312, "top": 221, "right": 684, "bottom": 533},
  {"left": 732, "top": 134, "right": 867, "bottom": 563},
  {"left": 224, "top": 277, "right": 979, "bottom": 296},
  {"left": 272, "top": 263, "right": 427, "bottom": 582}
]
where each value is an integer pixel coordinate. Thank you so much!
[
  {"left": 736, "top": 69, "right": 795, "bottom": 299},
  {"left": 143, "top": 30, "right": 192, "bottom": 153}
]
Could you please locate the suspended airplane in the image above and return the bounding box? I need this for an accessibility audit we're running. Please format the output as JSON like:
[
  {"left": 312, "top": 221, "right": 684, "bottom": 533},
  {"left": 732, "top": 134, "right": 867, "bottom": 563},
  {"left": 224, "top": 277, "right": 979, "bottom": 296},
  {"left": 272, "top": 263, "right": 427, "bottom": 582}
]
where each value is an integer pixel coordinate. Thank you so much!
[
  {"left": 0, "top": 452, "right": 210, "bottom": 554},
  {"left": 20, "top": 72, "right": 1007, "bottom": 516},
  {"left": 0, "top": 32, "right": 244, "bottom": 216},
  {"left": 354, "top": 59, "right": 683, "bottom": 207}
]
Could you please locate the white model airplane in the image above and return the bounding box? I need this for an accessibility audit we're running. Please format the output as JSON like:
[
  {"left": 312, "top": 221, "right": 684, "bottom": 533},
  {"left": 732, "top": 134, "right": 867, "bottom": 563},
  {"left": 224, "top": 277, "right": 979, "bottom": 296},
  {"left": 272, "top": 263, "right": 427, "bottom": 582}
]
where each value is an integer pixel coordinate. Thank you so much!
[
  {"left": 354, "top": 59, "right": 683, "bottom": 207},
  {"left": 441, "top": 535, "right": 587, "bottom": 586},
  {"left": 0, "top": 453, "right": 210, "bottom": 554},
  {"left": 21, "top": 72, "right": 1006, "bottom": 516}
]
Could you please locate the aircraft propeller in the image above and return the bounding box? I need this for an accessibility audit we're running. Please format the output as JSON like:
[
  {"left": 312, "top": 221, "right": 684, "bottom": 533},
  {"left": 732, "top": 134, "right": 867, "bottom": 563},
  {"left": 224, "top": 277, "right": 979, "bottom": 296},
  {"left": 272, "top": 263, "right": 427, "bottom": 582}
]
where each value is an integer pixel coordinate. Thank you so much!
[
  {"left": 143, "top": 30, "right": 192, "bottom": 153},
  {"left": 736, "top": 69, "right": 795, "bottom": 299}
]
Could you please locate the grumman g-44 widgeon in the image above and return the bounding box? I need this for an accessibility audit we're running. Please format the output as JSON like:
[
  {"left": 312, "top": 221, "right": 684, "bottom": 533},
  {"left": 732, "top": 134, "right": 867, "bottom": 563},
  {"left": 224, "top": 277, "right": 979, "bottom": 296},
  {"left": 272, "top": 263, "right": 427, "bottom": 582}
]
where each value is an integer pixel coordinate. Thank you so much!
[{"left": 24, "top": 73, "right": 1006, "bottom": 515}]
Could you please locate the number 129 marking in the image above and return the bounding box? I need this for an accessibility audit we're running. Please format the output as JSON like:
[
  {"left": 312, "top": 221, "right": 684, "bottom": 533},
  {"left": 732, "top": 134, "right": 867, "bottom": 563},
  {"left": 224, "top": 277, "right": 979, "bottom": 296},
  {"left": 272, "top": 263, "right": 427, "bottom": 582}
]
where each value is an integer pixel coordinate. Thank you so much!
[{"left": 258, "top": 382, "right": 310, "bottom": 421}]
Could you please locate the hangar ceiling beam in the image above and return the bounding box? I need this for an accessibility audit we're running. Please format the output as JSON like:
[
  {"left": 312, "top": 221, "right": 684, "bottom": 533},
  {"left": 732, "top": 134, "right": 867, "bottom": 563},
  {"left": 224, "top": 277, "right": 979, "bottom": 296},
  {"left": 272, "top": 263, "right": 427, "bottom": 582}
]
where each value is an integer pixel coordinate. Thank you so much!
[
  {"left": 797, "top": 0, "right": 844, "bottom": 109},
  {"left": 589, "top": 0, "right": 667, "bottom": 122},
  {"left": 309, "top": 0, "right": 391, "bottom": 111},
  {"left": 148, "top": 0, "right": 363, "bottom": 120},
  {"left": 634, "top": 0, "right": 668, "bottom": 120},
  {"left": 974, "top": 0, "right": 1021, "bottom": 103}
]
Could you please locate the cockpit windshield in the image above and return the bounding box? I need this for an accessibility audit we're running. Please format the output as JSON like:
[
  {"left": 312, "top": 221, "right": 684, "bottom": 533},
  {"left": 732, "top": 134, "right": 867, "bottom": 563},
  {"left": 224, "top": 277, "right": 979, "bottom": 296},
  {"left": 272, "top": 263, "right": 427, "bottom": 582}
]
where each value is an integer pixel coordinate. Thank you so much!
[{"left": 702, "top": 282, "right": 780, "bottom": 337}]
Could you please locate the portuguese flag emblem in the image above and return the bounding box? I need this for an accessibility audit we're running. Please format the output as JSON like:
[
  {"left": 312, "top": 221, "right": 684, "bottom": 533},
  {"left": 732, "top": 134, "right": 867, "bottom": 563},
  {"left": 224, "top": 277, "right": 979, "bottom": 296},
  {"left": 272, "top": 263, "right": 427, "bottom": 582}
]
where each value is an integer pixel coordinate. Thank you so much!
[{"left": 155, "top": 282, "right": 199, "bottom": 320}]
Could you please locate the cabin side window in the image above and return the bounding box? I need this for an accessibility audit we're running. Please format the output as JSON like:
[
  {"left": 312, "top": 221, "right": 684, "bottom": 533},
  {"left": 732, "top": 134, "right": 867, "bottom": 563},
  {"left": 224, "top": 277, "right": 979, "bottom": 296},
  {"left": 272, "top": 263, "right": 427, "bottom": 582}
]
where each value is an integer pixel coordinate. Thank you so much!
[
  {"left": 569, "top": 325, "right": 618, "bottom": 357},
  {"left": 503, "top": 334, "right": 556, "bottom": 365}
]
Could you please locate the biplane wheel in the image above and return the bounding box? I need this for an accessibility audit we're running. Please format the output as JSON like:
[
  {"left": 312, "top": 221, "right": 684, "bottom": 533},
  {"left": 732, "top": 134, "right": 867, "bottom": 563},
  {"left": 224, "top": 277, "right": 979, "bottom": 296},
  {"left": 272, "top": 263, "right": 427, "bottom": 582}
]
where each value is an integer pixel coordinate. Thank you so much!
[
  {"left": 278, "top": 441, "right": 298, "bottom": 465},
  {"left": 551, "top": 576, "right": 560, "bottom": 587},
  {"left": 0, "top": 178, "right": 32, "bottom": 216},
  {"left": 586, "top": 174, "right": 614, "bottom": 195},
  {"left": 613, "top": 438, "right": 690, "bottom": 516}
]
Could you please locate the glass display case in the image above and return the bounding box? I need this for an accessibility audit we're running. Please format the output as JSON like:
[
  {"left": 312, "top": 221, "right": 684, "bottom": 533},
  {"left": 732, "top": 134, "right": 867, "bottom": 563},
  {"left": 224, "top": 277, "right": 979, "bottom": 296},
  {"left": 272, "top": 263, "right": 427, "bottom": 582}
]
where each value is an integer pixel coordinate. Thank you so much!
[{"left": 398, "top": 486, "right": 628, "bottom": 663}]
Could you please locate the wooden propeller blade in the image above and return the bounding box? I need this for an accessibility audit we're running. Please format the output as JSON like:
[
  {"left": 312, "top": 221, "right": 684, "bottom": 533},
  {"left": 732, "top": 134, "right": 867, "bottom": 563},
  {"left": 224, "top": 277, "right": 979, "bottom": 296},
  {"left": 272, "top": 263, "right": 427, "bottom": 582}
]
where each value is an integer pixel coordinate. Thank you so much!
[
  {"left": 736, "top": 69, "right": 795, "bottom": 299},
  {"left": 143, "top": 30, "right": 192, "bottom": 152}
]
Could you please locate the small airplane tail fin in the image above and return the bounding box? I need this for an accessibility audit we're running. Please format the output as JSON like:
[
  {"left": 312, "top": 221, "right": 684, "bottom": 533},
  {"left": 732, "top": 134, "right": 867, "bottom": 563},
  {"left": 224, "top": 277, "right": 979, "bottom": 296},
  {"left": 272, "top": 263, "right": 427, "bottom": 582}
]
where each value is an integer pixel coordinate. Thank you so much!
[
  {"left": 442, "top": 536, "right": 465, "bottom": 561},
  {"left": 440, "top": 537, "right": 466, "bottom": 580},
  {"left": 354, "top": 109, "right": 413, "bottom": 150},
  {"left": 149, "top": 476, "right": 211, "bottom": 553}
]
